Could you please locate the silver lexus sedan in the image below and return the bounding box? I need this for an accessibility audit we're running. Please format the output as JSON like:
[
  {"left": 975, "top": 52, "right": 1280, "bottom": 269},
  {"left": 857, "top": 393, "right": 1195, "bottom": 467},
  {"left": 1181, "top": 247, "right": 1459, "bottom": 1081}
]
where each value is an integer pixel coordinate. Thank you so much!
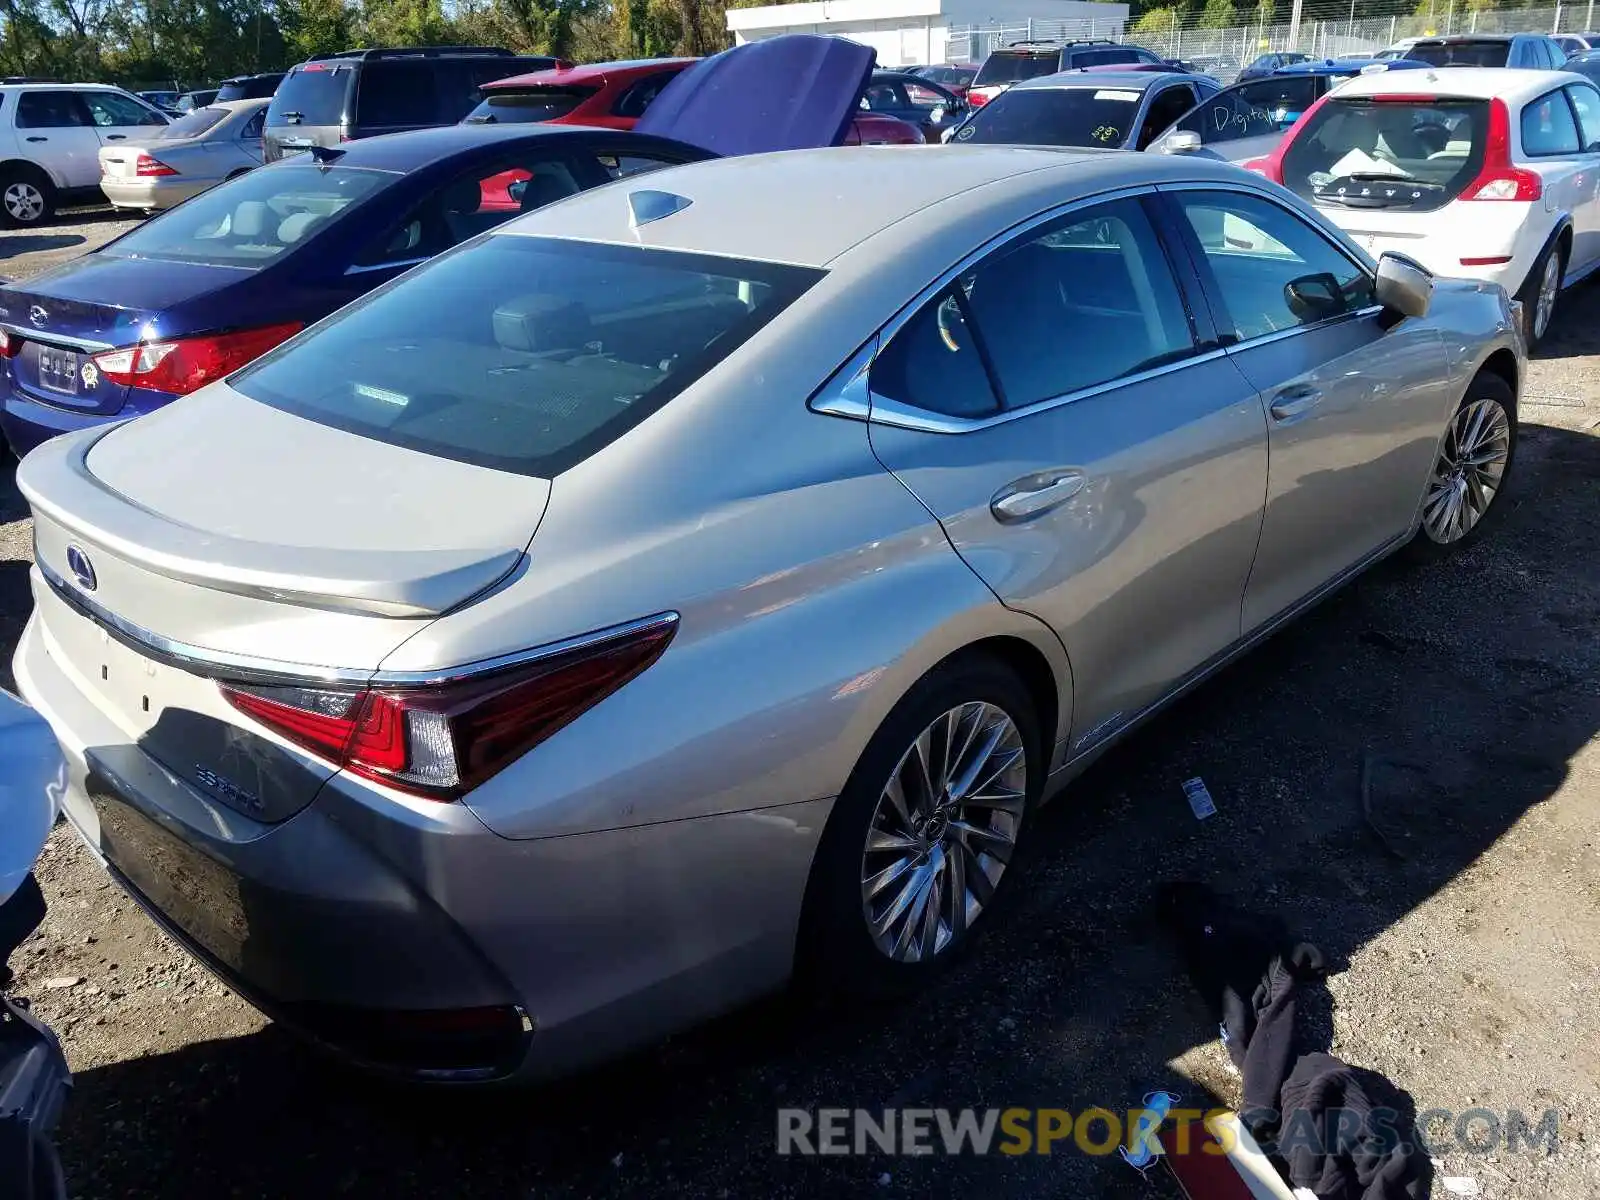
[{"left": 15, "top": 147, "right": 1523, "bottom": 1081}]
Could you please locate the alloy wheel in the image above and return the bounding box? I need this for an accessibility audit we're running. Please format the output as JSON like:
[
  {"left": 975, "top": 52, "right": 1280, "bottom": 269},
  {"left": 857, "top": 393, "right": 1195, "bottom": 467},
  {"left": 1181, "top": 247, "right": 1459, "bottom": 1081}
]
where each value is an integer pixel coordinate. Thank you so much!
[
  {"left": 860, "top": 702, "right": 1026, "bottom": 963},
  {"left": 3, "top": 181, "right": 43, "bottom": 224},
  {"left": 1422, "top": 397, "right": 1511, "bottom": 545},
  {"left": 1534, "top": 252, "right": 1561, "bottom": 340}
]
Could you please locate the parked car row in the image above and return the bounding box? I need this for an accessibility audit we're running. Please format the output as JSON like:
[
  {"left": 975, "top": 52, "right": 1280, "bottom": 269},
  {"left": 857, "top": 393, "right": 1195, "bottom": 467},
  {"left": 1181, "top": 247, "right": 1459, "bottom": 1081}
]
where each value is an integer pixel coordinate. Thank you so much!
[{"left": 2, "top": 33, "right": 1528, "bottom": 1087}]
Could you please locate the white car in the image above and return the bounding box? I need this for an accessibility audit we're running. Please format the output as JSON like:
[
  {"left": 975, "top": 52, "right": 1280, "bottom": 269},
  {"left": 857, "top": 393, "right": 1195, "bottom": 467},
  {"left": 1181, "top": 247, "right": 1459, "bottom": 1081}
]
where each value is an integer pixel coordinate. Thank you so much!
[
  {"left": 1252, "top": 67, "right": 1600, "bottom": 343},
  {"left": 0, "top": 84, "right": 170, "bottom": 228}
]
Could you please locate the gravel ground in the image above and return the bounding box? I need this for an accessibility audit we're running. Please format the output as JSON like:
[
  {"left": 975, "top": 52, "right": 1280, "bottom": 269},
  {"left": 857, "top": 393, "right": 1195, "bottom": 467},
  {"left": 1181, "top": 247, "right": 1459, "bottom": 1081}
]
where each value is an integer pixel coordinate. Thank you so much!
[{"left": 1, "top": 214, "right": 1598, "bottom": 1200}]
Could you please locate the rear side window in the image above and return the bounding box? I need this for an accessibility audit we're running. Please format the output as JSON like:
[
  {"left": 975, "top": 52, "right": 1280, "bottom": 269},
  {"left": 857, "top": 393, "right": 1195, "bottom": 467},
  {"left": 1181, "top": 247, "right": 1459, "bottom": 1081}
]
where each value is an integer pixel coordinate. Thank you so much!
[
  {"left": 101, "top": 165, "right": 386, "bottom": 267},
  {"left": 231, "top": 237, "right": 824, "bottom": 477},
  {"left": 1074, "top": 47, "right": 1145, "bottom": 67},
  {"left": 1175, "top": 77, "right": 1318, "bottom": 144},
  {"left": 612, "top": 71, "right": 680, "bottom": 118},
  {"left": 955, "top": 87, "right": 1141, "bottom": 148},
  {"left": 159, "top": 106, "right": 229, "bottom": 139},
  {"left": 1281, "top": 98, "right": 1488, "bottom": 213},
  {"left": 1409, "top": 40, "right": 1510, "bottom": 67},
  {"left": 974, "top": 51, "right": 1061, "bottom": 86},
  {"left": 268, "top": 66, "right": 351, "bottom": 126},
  {"left": 356, "top": 62, "right": 440, "bottom": 126},
  {"left": 16, "top": 91, "right": 88, "bottom": 128},
  {"left": 464, "top": 86, "right": 598, "bottom": 124},
  {"left": 1522, "top": 90, "right": 1581, "bottom": 154},
  {"left": 871, "top": 288, "right": 1000, "bottom": 418}
]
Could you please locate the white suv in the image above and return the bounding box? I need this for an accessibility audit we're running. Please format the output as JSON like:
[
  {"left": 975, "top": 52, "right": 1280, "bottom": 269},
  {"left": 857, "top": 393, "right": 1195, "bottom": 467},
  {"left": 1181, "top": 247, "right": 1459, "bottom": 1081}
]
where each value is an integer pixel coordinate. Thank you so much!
[
  {"left": 0, "top": 83, "right": 169, "bottom": 228},
  {"left": 1254, "top": 67, "right": 1600, "bottom": 343}
]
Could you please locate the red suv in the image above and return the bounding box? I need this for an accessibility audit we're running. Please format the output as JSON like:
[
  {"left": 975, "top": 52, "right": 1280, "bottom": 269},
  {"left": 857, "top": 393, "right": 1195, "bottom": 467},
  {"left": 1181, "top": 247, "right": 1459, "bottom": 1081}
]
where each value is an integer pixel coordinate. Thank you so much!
[{"left": 468, "top": 57, "right": 922, "bottom": 143}]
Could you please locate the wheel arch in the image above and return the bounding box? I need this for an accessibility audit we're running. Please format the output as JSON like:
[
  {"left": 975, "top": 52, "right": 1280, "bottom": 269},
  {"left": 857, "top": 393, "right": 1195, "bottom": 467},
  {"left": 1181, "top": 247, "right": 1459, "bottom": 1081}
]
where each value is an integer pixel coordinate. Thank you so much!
[
  {"left": 1478, "top": 347, "right": 1520, "bottom": 401},
  {"left": 0, "top": 157, "right": 60, "bottom": 190}
]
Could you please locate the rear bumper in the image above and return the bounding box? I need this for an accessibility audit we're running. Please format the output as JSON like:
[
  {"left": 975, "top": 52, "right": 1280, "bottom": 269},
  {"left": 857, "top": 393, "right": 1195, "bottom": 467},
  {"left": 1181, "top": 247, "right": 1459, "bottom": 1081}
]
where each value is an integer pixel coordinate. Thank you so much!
[
  {"left": 0, "top": 376, "right": 169, "bottom": 459},
  {"left": 100, "top": 176, "right": 214, "bottom": 211},
  {"left": 1325, "top": 203, "right": 1546, "bottom": 296},
  {"left": 13, "top": 605, "right": 829, "bottom": 1082}
]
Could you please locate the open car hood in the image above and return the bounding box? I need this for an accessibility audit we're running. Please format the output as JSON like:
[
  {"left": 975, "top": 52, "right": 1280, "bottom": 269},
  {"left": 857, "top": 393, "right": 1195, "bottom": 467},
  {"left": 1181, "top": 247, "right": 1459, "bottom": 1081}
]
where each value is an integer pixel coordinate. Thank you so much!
[{"left": 637, "top": 34, "right": 875, "bottom": 155}]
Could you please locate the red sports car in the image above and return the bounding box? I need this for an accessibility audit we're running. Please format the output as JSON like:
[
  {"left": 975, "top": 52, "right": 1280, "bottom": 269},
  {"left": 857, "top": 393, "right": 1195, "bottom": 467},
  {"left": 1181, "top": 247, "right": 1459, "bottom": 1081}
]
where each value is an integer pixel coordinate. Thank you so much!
[{"left": 467, "top": 56, "right": 922, "bottom": 144}]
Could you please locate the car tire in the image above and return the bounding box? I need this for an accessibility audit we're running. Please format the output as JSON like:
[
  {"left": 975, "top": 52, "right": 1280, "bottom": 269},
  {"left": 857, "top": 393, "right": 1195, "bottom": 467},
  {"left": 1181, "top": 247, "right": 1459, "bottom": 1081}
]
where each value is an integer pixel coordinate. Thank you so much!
[
  {"left": 797, "top": 653, "right": 1044, "bottom": 998},
  {"left": 1519, "top": 236, "right": 1566, "bottom": 347},
  {"left": 0, "top": 167, "right": 55, "bottom": 229},
  {"left": 1409, "top": 371, "right": 1517, "bottom": 558}
]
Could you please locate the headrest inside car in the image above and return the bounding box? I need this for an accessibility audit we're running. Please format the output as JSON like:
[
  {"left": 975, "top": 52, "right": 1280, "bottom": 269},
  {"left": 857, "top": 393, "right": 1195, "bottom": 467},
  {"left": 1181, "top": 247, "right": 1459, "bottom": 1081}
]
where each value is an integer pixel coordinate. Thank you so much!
[
  {"left": 493, "top": 295, "right": 593, "bottom": 354},
  {"left": 277, "top": 212, "right": 323, "bottom": 244},
  {"left": 232, "top": 201, "right": 267, "bottom": 238}
]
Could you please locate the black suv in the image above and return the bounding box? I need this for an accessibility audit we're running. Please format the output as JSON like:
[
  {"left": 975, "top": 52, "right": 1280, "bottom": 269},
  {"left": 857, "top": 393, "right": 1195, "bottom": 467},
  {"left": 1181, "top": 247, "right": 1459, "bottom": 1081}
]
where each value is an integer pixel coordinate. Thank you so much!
[
  {"left": 968, "top": 39, "right": 1165, "bottom": 104},
  {"left": 262, "top": 46, "right": 562, "bottom": 162}
]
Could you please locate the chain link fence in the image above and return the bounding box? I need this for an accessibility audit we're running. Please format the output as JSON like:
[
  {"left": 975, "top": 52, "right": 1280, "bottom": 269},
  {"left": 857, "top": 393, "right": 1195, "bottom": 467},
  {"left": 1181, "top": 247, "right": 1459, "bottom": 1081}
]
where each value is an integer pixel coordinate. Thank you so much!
[{"left": 949, "top": 4, "right": 1600, "bottom": 81}]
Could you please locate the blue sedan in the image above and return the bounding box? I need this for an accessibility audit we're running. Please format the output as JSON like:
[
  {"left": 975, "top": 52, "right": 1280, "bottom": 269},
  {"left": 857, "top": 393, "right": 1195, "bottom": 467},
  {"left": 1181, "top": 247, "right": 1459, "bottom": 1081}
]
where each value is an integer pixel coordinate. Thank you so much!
[{"left": 0, "top": 34, "right": 873, "bottom": 457}]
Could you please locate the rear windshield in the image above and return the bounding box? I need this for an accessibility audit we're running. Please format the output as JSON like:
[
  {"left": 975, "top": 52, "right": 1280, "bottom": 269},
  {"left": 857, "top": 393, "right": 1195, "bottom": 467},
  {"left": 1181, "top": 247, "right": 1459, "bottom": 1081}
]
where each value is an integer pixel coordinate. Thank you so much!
[
  {"left": 955, "top": 87, "right": 1141, "bottom": 147},
  {"left": 217, "top": 75, "right": 281, "bottom": 102},
  {"left": 1408, "top": 40, "right": 1510, "bottom": 67},
  {"left": 267, "top": 66, "right": 351, "bottom": 126},
  {"left": 159, "top": 106, "right": 229, "bottom": 139},
  {"left": 974, "top": 51, "right": 1062, "bottom": 86},
  {"left": 920, "top": 66, "right": 976, "bottom": 86},
  {"left": 1281, "top": 97, "right": 1489, "bottom": 213},
  {"left": 101, "top": 165, "right": 386, "bottom": 267},
  {"left": 230, "top": 236, "right": 824, "bottom": 477},
  {"left": 464, "top": 86, "right": 599, "bottom": 124}
]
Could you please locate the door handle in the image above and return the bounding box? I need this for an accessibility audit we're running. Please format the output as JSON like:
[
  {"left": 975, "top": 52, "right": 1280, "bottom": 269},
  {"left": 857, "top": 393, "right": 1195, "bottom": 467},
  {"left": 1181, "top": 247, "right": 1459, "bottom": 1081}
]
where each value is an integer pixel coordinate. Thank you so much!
[
  {"left": 105, "top": 134, "right": 126, "bottom": 140},
  {"left": 990, "top": 470, "right": 1086, "bottom": 523},
  {"left": 1268, "top": 386, "right": 1323, "bottom": 421},
  {"left": 24, "top": 136, "right": 46, "bottom": 143}
]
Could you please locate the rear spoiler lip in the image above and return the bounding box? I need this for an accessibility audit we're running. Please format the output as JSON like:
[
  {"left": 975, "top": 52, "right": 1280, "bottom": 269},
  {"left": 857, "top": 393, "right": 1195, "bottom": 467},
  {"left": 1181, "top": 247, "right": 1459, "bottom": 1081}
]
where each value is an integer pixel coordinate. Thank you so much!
[{"left": 18, "top": 425, "right": 524, "bottom": 620}]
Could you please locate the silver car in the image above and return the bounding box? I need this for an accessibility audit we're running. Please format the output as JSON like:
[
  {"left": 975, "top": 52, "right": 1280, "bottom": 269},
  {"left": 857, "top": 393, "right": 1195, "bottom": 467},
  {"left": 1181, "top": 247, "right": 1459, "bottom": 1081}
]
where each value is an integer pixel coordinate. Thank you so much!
[
  {"left": 99, "top": 99, "right": 267, "bottom": 211},
  {"left": 15, "top": 147, "right": 1523, "bottom": 1081}
]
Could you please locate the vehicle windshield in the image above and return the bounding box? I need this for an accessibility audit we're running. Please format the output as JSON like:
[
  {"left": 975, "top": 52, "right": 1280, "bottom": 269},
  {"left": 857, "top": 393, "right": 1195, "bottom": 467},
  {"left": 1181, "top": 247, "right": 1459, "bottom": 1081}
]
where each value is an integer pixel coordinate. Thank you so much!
[
  {"left": 101, "top": 165, "right": 386, "bottom": 267},
  {"left": 266, "top": 66, "right": 350, "bottom": 126},
  {"left": 1567, "top": 55, "right": 1600, "bottom": 85},
  {"left": 231, "top": 236, "right": 823, "bottom": 477},
  {"left": 954, "top": 87, "right": 1141, "bottom": 147},
  {"left": 1280, "top": 97, "right": 1488, "bottom": 213},
  {"left": 1407, "top": 40, "right": 1510, "bottom": 66},
  {"left": 974, "top": 51, "right": 1062, "bottom": 86},
  {"left": 464, "top": 86, "right": 598, "bottom": 124},
  {"left": 158, "top": 106, "right": 229, "bottom": 139}
]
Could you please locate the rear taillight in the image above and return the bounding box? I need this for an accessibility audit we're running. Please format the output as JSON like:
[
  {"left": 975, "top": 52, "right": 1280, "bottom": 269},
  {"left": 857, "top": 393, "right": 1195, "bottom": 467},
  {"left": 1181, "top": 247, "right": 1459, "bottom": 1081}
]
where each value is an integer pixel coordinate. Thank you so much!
[
  {"left": 91, "top": 322, "right": 301, "bottom": 395},
  {"left": 1251, "top": 88, "right": 1337, "bottom": 186},
  {"left": 219, "top": 615, "right": 677, "bottom": 799},
  {"left": 0, "top": 329, "right": 16, "bottom": 359},
  {"left": 135, "top": 153, "right": 178, "bottom": 177},
  {"left": 1461, "top": 98, "right": 1541, "bottom": 201},
  {"left": 968, "top": 90, "right": 990, "bottom": 107}
]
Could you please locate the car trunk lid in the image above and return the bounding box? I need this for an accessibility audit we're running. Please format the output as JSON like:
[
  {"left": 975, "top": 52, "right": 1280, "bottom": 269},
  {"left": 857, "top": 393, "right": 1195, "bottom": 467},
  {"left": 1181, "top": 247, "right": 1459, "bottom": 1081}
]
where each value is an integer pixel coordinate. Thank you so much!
[
  {"left": 0, "top": 261, "right": 242, "bottom": 416},
  {"left": 19, "top": 386, "right": 549, "bottom": 823},
  {"left": 636, "top": 34, "right": 876, "bottom": 154}
]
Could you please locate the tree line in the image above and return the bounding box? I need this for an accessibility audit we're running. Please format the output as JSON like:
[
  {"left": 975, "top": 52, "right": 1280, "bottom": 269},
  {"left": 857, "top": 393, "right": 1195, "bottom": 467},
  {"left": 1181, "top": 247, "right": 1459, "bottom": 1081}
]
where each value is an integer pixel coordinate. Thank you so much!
[{"left": 0, "top": 0, "right": 741, "bottom": 89}]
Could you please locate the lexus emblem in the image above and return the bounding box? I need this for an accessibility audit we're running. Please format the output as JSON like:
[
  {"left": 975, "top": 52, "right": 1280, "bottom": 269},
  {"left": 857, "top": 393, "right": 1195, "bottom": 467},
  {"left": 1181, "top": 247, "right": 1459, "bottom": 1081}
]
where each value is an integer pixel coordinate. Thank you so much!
[
  {"left": 65, "top": 544, "right": 96, "bottom": 592},
  {"left": 27, "top": 305, "right": 47, "bottom": 328}
]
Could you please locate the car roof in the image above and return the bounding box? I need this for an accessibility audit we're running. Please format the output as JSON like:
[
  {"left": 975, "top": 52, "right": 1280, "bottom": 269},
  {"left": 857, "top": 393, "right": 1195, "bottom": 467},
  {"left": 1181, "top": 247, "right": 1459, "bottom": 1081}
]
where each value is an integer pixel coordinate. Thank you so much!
[
  {"left": 1413, "top": 33, "right": 1518, "bottom": 43},
  {"left": 1012, "top": 69, "right": 1201, "bottom": 92},
  {"left": 209, "top": 98, "right": 272, "bottom": 113},
  {"left": 1273, "top": 57, "right": 1427, "bottom": 74},
  {"left": 305, "top": 122, "right": 691, "bottom": 172},
  {"left": 0, "top": 82, "right": 132, "bottom": 92},
  {"left": 483, "top": 57, "right": 694, "bottom": 90},
  {"left": 494, "top": 145, "right": 1254, "bottom": 268},
  {"left": 1331, "top": 65, "right": 1581, "bottom": 100}
]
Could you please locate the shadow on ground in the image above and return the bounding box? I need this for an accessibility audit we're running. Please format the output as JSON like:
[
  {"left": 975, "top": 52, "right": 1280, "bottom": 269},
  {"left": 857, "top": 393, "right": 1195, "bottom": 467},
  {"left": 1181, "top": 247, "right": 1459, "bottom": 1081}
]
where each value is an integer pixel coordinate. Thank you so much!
[{"left": 45, "top": 411, "right": 1598, "bottom": 1200}]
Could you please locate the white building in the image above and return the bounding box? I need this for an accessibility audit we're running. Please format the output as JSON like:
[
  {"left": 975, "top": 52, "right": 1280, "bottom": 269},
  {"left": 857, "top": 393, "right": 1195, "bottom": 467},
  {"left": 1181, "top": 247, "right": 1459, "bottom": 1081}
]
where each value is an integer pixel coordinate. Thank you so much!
[{"left": 725, "top": 0, "right": 1131, "bottom": 69}]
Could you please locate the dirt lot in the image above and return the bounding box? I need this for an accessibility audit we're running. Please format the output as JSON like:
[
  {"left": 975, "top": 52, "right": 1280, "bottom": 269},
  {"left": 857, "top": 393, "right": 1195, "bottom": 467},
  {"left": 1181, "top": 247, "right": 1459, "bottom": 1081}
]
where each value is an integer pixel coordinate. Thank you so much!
[{"left": 1, "top": 214, "right": 1597, "bottom": 1200}]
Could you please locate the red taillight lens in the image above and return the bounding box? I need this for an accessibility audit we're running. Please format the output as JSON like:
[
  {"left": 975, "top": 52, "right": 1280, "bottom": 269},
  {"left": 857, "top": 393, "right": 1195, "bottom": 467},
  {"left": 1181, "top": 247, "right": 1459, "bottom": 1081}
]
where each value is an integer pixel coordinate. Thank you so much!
[
  {"left": 968, "top": 91, "right": 990, "bottom": 108},
  {"left": 219, "top": 616, "right": 678, "bottom": 799},
  {"left": 0, "top": 329, "right": 16, "bottom": 359},
  {"left": 91, "top": 322, "right": 301, "bottom": 395},
  {"left": 1461, "top": 98, "right": 1542, "bottom": 202},
  {"left": 135, "top": 153, "right": 178, "bottom": 177}
]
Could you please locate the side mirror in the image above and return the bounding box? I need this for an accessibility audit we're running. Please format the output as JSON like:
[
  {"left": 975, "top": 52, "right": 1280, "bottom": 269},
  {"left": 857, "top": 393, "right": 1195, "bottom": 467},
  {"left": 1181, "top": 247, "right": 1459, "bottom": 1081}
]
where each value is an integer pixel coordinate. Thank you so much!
[
  {"left": 1161, "top": 129, "right": 1202, "bottom": 154},
  {"left": 1374, "top": 251, "right": 1433, "bottom": 319},
  {"left": 1284, "top": 271, "right": 1345, "bottom": 321}
]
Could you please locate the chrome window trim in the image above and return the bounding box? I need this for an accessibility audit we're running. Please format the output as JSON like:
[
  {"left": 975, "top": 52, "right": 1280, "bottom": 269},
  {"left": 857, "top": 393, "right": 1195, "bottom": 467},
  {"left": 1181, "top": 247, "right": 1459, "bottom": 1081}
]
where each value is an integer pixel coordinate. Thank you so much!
[
  {"left": 345, "top": 255, "right": 429, "bottom": 276},
  {"left": 38, "top": 558, "right": 679, "bottom": 688},
  {"left": 0, "top": 324, "right": 114, "bottom": 352}
]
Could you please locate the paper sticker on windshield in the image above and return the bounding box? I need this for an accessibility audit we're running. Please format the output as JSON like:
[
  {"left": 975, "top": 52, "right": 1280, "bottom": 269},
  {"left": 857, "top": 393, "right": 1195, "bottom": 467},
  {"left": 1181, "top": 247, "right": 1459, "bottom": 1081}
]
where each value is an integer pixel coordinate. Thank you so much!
[
  {"left": 1093, "top": 89, "right": 1142, "bottom": 102},
  {"left": 1092, "top": 126, "right": 1121, "bottom": 143}
]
